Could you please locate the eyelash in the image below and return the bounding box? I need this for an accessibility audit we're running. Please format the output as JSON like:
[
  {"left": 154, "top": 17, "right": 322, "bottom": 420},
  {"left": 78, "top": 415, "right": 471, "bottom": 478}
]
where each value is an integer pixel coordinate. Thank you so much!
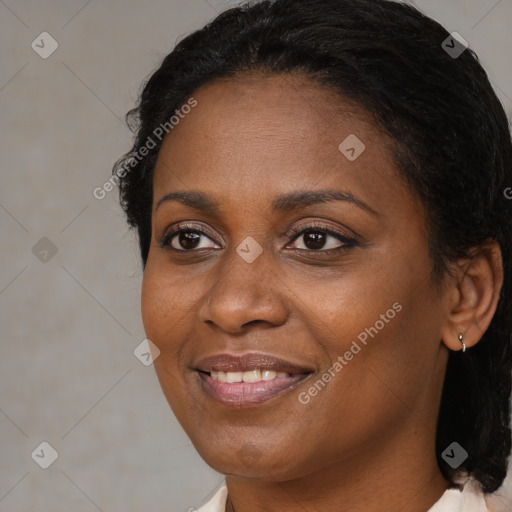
[{"left": 157, "top": 221, "right": 357, "bottom": 254}]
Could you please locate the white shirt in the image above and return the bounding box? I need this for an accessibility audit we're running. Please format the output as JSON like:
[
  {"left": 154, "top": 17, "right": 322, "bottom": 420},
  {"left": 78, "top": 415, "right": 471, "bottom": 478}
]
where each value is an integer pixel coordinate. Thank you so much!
[{"left": 196, "top": 478, "right": 490, "bottom": 512}]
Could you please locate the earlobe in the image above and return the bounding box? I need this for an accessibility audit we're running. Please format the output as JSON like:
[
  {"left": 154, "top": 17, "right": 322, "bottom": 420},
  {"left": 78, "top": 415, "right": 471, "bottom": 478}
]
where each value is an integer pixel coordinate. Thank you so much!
[{"left": 441, "top": 240, "right": 504, "bottom": 352}]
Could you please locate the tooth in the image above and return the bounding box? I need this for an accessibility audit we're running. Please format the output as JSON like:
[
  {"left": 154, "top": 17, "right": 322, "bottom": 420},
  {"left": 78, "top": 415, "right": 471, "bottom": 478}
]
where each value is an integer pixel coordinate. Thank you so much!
[
  {"left": 226, "top": 371, "right": 243, "bottom": 383},
  {"left": 242, "top": 369, "right": 262, "bottom": 383},
  {"left": 212, "top": 369, "right": 291, "bottom": 383}
]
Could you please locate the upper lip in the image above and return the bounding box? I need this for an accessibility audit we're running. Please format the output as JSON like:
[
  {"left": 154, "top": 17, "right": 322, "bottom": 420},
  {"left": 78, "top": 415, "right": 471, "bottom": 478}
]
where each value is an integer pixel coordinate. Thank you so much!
[{"left": 194, "top": 352, "right": 314, "bottom": 375}]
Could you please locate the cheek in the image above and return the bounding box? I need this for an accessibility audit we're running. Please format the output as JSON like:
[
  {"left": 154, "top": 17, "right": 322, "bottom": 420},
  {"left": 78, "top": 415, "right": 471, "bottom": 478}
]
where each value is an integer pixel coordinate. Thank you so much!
[
  {"left": 141, "top": 266, "right": 190, "bottom": 412},
  {"left": 141, "top": 262, "right": 193, "bottom": 342},
  {"left": 294, "top": 244, "right": 439, "bottom": 396},
  {"left": 141, "top": 261, "right": 207, "bottom": 383},
  {"left": 278, "top": 254, "right": 402, "bottom": 352}
]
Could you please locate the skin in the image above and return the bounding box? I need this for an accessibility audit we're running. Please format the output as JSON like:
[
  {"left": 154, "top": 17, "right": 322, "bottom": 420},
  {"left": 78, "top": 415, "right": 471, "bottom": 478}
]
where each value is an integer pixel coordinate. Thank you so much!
[{"left": 141, "top": 73, "right": 503, "bottom": 512}]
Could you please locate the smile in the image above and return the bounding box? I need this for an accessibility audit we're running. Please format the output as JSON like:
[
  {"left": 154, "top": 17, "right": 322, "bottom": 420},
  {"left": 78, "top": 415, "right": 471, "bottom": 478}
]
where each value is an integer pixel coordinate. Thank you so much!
[
  {"left": 194, "top": 352, "right": 314, "bottom": 408},
  {"left": 198, "top": 371, "right": 311, "bottom": 407}
]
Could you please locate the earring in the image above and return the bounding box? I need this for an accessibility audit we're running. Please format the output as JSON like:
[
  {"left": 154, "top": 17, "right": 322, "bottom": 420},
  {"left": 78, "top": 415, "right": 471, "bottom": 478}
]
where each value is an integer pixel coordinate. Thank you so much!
[{"left": 458, "top": 333, "right": 466, "bottom": 352}]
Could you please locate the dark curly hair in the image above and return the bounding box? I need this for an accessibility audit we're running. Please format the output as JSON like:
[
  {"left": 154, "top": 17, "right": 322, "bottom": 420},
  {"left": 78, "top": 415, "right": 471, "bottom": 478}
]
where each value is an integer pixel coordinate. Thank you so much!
[{"left": 113, "top": 0, "right": 512, "bottom": 494}]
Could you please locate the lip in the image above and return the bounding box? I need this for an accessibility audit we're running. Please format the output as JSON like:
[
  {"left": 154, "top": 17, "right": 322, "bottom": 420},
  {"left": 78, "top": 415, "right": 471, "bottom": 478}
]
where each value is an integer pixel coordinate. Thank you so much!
[
  {"left": 194, "top": 352, "right": 314, "bottom": 408},
  {"left": 195, "top": 352, "right": 313, "bottom": 374}
]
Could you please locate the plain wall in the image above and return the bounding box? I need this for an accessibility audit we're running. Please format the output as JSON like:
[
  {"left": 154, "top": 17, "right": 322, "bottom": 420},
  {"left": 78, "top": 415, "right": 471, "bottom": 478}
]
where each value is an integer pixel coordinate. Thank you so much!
[{"left": 1, "top": 0, "right": 511, "bottom": 510}]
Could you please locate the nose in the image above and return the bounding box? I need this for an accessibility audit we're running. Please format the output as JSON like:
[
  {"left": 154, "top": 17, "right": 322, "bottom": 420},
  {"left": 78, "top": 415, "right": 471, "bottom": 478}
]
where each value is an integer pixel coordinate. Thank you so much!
[{"left": 198, "top": 242, "right": 289, "bottom": 334}]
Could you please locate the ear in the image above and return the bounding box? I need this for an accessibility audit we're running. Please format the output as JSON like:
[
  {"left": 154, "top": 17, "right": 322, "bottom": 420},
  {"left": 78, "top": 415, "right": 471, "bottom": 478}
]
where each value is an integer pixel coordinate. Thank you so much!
[{"left": 441, "top": 239, "right": 504, "bottom": 352}]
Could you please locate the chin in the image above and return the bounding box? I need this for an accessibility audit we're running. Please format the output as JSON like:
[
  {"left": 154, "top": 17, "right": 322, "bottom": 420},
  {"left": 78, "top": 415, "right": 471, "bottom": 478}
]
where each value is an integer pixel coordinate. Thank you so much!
[{"left": 195, "top": 442, "right": 309, "bottom": 481}]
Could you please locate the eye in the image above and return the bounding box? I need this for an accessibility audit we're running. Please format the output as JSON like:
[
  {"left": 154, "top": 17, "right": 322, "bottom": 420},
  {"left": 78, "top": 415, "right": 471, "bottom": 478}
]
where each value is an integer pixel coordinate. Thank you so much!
[
  {"left": 157, "top": 221, "right": 357, "bottom": 254},
  {"left": 157, "top": 223, "right": 221, "bottom": 251},
  {"left": 286, "top": 221, "right": 357, "bottom": 253}
]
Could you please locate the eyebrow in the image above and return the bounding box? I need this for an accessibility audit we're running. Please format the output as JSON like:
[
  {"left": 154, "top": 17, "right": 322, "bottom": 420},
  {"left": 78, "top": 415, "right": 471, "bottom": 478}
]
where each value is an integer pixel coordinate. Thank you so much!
[{"left": 155, "top": 189, "right": 379, "bottom": 216}]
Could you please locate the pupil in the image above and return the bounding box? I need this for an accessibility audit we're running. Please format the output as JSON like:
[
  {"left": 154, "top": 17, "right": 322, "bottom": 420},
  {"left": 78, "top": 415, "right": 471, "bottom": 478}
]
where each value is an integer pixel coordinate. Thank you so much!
[
  {"left": 304, "top": 232, "right": 325, "bottom": 250},
  {"left": 180, "top": 232, "right": 200, "bottom": 249}
]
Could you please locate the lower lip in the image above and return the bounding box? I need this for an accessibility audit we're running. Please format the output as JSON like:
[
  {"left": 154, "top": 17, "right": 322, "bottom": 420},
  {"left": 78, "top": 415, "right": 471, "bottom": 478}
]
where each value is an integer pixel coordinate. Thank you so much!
[{"left": 198, "top": 372, "right": 310, "bottom": 408}]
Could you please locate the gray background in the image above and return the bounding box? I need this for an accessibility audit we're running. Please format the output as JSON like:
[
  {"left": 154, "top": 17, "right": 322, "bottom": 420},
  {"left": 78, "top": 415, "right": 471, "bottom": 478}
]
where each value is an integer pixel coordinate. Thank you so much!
[{"left": 1, "top": 0, "right": 511, "bottom": 511}]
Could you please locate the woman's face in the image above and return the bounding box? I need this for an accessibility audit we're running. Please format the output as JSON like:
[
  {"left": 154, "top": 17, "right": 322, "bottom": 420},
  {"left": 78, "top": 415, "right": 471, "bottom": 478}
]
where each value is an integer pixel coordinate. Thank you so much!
[{"left": 141, "top": 73, "right": 450, "bottom": 480}]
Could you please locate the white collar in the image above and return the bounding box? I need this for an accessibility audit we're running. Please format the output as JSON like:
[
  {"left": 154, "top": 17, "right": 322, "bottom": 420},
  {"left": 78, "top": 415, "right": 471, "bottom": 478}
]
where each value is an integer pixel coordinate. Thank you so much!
[{"left": 427, "top": 478, "right": 489, "bottom": 512}]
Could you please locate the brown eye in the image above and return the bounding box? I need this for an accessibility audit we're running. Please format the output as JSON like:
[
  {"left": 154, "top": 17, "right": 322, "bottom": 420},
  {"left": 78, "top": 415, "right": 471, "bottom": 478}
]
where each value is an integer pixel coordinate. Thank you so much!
[
  {"left": 174, "top": 231, "right": 202, "bottom": 250},
  {"left": 158, "top": 224, "right": 221, "bottom": 251},
  {"left": 287, "top": 222, "right": 357, "bottom": 253},
  {"left": 289, "top": 231, "right": 346, "bottom": 251}
]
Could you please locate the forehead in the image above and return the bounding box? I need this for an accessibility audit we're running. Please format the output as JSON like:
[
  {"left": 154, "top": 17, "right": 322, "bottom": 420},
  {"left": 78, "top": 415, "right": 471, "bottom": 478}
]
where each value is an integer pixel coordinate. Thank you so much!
[{"left": 152, "top": 72, "right": 403, "bottom": 214}]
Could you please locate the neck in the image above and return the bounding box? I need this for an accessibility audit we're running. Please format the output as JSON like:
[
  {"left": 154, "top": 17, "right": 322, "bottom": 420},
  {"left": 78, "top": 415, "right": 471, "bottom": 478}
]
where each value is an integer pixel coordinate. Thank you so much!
[{"left": 224, "top": 430, "right": 451, "bottom": 512}]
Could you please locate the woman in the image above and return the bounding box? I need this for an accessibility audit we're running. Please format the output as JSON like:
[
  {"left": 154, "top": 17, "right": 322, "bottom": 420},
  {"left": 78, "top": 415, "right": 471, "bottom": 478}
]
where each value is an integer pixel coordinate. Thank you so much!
[{"left": 113, "top": 0, "right": 512, "bottom": 510}]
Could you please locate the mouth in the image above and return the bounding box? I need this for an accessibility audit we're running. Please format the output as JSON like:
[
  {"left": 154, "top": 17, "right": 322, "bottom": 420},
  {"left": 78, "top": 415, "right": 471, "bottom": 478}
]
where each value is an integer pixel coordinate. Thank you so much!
[{"left": 194, "top": 352, "right": 314, "bottom": 408}]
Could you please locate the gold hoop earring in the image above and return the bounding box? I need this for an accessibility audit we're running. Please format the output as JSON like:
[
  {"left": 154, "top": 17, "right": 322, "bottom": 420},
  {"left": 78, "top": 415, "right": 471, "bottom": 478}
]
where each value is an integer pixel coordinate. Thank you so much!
[{"left": 458, "top": 333, "right": 466, "bottom": 352}]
